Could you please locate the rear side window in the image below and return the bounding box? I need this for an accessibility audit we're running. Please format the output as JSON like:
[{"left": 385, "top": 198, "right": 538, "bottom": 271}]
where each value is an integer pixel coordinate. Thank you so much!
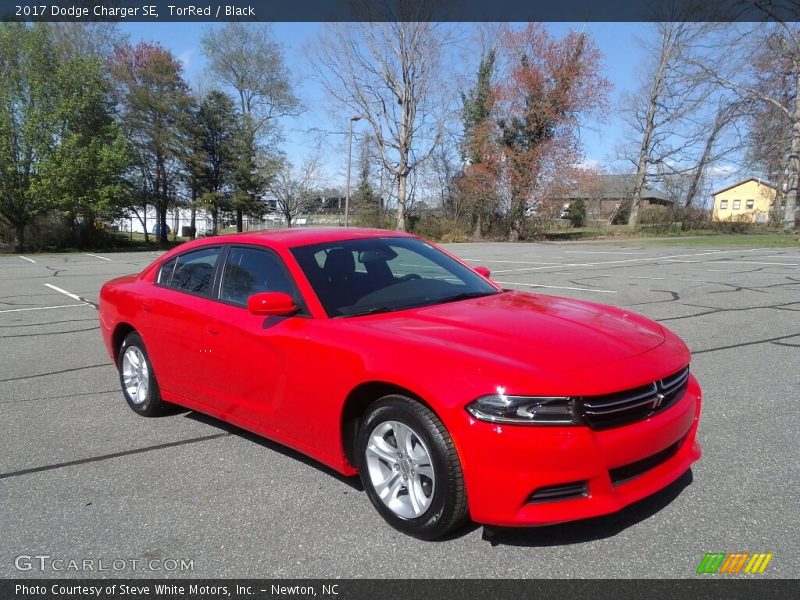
[
  {"left": 157, "top": 247, "right": 220, "bottom": 296},
  {"left": 220, "top": 246, "right": 296, "bottom": 307}
]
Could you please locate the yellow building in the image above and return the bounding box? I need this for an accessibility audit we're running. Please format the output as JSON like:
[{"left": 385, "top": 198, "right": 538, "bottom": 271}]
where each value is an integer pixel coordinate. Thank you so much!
[{"left": 711, "top": 178, "right": 779, "bottom": 223}]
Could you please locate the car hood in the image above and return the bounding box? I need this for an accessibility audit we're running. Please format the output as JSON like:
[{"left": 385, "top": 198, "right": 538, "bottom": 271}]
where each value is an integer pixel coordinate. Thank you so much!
[{"left": 348, "top": 291, "right": 665, "bottom": 374}]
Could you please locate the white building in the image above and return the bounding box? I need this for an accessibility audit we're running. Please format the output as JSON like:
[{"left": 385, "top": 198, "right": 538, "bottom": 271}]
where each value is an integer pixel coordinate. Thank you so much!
[{"left": 115, "top": 207, "right": 286, "bottom": 238}]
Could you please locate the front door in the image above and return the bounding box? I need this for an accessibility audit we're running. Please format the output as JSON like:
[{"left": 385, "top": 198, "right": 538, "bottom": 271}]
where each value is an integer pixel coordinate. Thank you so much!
[{"left": 200, "top": 245, "right": 309, "bottom": 431}]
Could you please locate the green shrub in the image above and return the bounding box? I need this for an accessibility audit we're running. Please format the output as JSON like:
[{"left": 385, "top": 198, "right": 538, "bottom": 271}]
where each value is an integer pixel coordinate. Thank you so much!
[
  {"left": 566, "top": 199, "right": 587, "bottom": 228},
  {"left": 712, "top": 215, "right": 754, "bottom": 233}
]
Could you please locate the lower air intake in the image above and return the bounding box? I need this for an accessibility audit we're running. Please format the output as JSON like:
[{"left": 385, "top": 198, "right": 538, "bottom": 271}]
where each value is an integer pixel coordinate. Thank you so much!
[{"left": 526, "top": 481, "right": 588, "bottom": 504}]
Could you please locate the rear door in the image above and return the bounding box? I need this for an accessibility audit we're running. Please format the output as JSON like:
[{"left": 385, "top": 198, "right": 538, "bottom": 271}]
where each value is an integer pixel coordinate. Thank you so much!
[{"left": 141, "top": 246, "right": 222, "bottom": 403}]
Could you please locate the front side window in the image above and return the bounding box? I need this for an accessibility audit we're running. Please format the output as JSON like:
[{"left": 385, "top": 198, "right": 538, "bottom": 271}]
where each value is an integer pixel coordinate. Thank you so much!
[
  {"left": 291, "top": 237, "right": 499, "bottom": 317},
  {"left": 720, "top": 200, "right": 728, "bottom": 209},
  {"left": 220, "top": 246, "right": 298, "bottom": 307},
  {"left": 733, "top": 199, "right": 741, "bottom": 210},
  {"left": 746, "top": 199, "right": 754, "bottom": 209},
  {"left": 157, "top": 247, "right": 220, "bottom": 296}
]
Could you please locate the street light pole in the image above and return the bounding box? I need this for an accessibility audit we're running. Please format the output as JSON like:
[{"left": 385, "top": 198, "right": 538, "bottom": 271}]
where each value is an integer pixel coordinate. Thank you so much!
[{"left": 345, "top": 115, "right": 362, "bottom": 227}]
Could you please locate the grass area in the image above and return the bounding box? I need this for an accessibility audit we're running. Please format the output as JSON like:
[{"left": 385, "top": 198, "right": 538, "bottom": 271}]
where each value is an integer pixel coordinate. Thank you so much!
[
  {"left": 538, "top": 224, "right": 800, "bottom": 248},
  {"left": 610, "top": 232, "right": 800, "bottom": 248},
  {"left": 122, "top": 231, "right": 191, "bottom": 243},
  {"left": 541, "top": 228, "right": 608, "bottom": 241},
  {"left": 6, "top": 224, "right": 797, "bottom": 253}
]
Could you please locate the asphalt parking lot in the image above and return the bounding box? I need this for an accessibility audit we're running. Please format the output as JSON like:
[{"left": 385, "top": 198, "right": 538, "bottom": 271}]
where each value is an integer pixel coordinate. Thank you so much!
[{"left": 1, "top": 241, "right": 798, "bottom": 578}]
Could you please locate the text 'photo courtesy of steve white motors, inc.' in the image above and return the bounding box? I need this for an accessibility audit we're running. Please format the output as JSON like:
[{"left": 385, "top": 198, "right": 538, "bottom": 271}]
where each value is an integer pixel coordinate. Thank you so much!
[{"left": 13, "top": 582, "right": 341, "bottom": 598}]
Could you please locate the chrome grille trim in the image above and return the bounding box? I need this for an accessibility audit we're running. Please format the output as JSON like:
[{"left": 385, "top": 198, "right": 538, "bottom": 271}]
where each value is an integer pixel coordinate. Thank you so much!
[
  {"left": 579, "top": 366, "right": 690, "bottom": 430},
  {"left": 583, "top": 395, "right": 660, "bottom": 416}
]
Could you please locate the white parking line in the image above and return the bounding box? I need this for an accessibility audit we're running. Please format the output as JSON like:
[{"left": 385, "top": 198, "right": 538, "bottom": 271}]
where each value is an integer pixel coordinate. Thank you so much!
[
  {"left": 463, "top": 248, "right": 781, "bottom": 272},
  {"left": 84, "top": 253, "right": 111, "bottom": 261},
  {"left": 709, "top": 260, "right": 798, "bottom": 266},
  {"left": 465, "top": 258, "right": 563, "bottom": 265},
  {"left": 582, "top": 273, "right": 700, "bottom": 283},
  {"left": 0, "top": 304, "right": 89, "bottom": 314},
  {"left": 563, "top": 250, "right": 642, "bottom": 255},
  {"left": 18, "top": 255, "right": 36, "bottom": 263},
  {"left": 492, "top": 265, "right": 590, "bottom": 274},
  {"left": 495, "top": 281, "right": 616, "bottom": 294},
  {"left": 43, "top": 283, "right": 85, "bottom": 302}
]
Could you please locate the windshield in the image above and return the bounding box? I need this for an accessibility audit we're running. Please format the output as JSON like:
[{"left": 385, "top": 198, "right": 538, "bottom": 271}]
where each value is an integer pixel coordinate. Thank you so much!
[{"left": 290, "top": 237, "right": 501, "bottom": 317}]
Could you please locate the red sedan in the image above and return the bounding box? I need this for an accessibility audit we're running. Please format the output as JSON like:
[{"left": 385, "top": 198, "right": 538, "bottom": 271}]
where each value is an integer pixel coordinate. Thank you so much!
[{"left": 99, "top": 228, "right": 701, "bottom": 539}]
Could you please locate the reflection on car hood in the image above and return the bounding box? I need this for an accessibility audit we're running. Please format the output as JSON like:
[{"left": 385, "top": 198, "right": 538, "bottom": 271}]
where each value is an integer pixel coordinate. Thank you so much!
[{"left": 349, "top": 291, "right": 666, "bottom": 373}]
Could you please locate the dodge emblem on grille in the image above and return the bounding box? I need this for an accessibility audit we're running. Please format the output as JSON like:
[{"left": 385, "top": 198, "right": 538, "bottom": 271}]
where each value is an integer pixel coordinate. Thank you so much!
[{"left": 652, "top": 393, "right": 665, "bottom": 410}]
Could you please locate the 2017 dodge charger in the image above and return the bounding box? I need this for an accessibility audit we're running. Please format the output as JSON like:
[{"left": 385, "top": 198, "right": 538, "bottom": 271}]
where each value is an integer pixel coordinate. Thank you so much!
[{"left": 99, "top": 228, "right": 701, "bottom": 539}]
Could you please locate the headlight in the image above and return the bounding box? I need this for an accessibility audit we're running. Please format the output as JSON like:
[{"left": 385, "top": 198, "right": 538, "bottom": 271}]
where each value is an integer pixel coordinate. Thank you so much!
[{"left": 466, "top": 392, "right": 581, "bottom": 425}]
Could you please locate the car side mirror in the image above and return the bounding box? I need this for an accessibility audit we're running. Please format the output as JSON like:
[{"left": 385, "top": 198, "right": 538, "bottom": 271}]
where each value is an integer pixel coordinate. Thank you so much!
[
  {"left": 247, "top": 292, "right": 297, "bottom": 316},
  {"left": 474, "top": 266, "right": 491, "bottom": 278}
]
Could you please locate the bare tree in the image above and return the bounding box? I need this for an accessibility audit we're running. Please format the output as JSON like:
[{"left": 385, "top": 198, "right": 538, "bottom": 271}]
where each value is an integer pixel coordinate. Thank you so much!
[
  {"left": 48, "top": 22, "right": 125, "bottom": 59},
  {"left": 680, "top": 100, "right": 747, "bottom": 207},
  {"left": 695, "top": 13, "right": 799, "bottom": 230},
  {"left": 268, "top": 158, "right": 320, "bottom": 228},
  {"left": 622, "top": 21, "right": 716, "bottom": 226},
  {"left": 202, "top": 23, "right": 300, "bottom": 131},
  {"left": 308, "top": 2, "right": 447, "bottom": 231}
]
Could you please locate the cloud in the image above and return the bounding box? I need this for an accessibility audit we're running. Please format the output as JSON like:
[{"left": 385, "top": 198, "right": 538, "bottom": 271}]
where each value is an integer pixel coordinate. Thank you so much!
[
  {"left": 177, "top": 48, "right": 195, "bottom": 70},
  {"left": 705, "top": 164, "right": 739, "bottom": 178},
  {"left": 578, "top": 159, "right": 602, "bottom": 170}
]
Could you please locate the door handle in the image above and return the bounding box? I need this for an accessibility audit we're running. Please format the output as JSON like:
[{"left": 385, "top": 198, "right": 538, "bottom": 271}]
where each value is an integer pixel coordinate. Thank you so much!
[
  {"left": 206, "top": 327, "right": 219, "bottom": 335},
  {"left": 142, "top": 304, "right": 152, "bottom": 312}
]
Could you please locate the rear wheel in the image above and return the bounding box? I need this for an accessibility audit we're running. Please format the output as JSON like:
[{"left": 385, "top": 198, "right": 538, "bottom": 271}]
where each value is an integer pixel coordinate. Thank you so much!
[
  {"left": 356, "top": 395, "right": 468, "bottom": 539},
  {"left": 118, "top": 332, "right": 164, "bottom": 417}
]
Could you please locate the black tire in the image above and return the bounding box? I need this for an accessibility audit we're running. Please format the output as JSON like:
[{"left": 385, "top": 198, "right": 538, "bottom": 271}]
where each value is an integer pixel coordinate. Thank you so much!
[
  {"left": 117, "top": 332, "right": 164, "bottom": 417},
  {"left": 356, "top": 395, "right": 468, "bottom": 540}
]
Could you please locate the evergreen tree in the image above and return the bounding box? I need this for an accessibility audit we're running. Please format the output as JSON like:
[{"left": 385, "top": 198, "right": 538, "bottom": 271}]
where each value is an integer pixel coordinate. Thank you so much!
[{"left": 187, "top": 90, "right": 238, "bottom": 235}]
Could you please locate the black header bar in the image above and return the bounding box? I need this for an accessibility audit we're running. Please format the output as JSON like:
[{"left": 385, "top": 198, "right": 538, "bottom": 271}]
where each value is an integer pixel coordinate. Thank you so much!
[{"left": 2, "top": 0, "right": 799, "bottom": 23}]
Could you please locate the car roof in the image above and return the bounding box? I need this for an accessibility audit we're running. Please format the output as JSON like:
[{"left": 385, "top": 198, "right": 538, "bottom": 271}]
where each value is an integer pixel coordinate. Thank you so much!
[{"left": 187, "top": 227, "right": 416, "bottom": 250}]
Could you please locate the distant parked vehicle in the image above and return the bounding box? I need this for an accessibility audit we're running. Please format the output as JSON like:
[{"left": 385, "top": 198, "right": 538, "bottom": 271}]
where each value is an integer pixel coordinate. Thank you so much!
[{"left": 151, "top": 224, "right": 171, "bottom": 236}]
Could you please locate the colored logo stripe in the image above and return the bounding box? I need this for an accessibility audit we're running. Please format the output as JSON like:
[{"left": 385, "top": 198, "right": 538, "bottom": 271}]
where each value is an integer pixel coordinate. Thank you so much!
[
  {"left": 697, "top": 552, "right": 773, "bottom": 574},
  {"left": 697, "top": 553, "right": 726, "bottom": 574},
  {"left": 744, "top": 553, "right": 773, "bottom": 574},
  {"left": 719, "top": 553, "right": 748, "bottom": 573}
]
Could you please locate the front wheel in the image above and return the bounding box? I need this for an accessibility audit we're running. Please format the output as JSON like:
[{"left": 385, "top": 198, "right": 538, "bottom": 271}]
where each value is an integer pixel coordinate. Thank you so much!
[
  {"left": 356, "top": 395, "right": 468, "bottom": 539},
  {"left": 118, "top": 332, "right": 164, "bottom": 417}
]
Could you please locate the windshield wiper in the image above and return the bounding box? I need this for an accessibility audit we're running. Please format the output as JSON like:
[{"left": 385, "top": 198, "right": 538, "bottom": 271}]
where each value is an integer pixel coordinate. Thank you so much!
[
  {"left": 344, "top": 290, "right": 502, "bottom": 317},
  {"left": 435, "top": 290, "right": 502, "bottom": 304},
  {"left": 345, "top": 306, "right": 399, "bottom": 317}
]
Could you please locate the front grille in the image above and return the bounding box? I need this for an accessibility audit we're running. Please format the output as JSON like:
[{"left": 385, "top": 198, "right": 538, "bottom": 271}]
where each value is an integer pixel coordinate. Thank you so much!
[
  {"left": 526, "top": 481, "right": 588, "bottom": 504},
  {"left": 580, "top": 366, "right": 690, "bottom": 430},
  {"left": 609, "top": 438, "right": 683, "bottom": 486}
]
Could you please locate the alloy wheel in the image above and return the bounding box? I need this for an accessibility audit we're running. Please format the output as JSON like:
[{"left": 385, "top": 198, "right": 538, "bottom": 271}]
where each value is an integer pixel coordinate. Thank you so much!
[
  {"left": 121, "top": 346, "right": 149, "bottom": 405},
  {"left": 364, "top": 420, "right": 436, "bottom": 519}
]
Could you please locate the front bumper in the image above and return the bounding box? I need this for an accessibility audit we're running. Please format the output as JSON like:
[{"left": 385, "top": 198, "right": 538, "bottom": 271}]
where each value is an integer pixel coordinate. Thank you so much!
[{"left": 454, "top": 374, "right": 702, "bottom": 527}]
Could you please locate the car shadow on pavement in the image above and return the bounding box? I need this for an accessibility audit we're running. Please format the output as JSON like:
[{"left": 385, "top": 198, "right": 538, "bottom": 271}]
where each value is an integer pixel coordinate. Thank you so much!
[
  {"left": 156, "top": 403, "right": 192, "bottom": 417},
  {"left": 182, "top": 410, "right": 364, "bottom": 492},
  {"left": 480, "top": 469, "right": 694, "bottom": 547}
]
